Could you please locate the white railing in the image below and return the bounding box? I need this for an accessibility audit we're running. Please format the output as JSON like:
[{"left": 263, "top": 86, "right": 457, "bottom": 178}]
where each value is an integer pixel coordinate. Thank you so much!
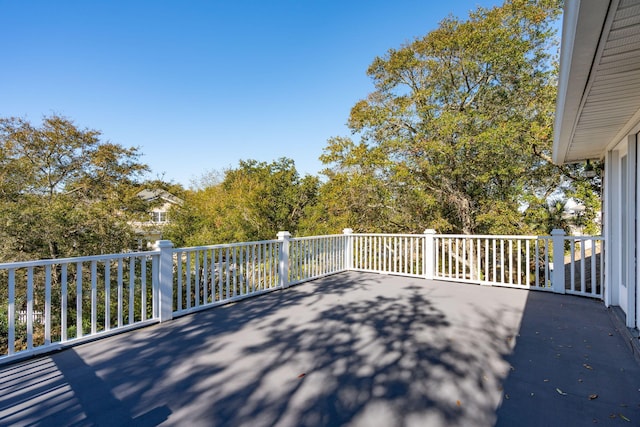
[
  {"left": 17, "top": 310, "right": 45, "bottom": 325},
  {"left": 289, "top": 234, "right": 347, "bottom": 285},
  {"left": 350, "top": 233, "right": 426, "bottom": 277},
  {"left": 564, "top": 236, "right": 604, "bottom": 298},
  {"left": 433, "top": 235, "right": 553, "bottom": 290},
  {"left": 0, "top": 251, "right": 159, "bottom": 363},
  {"left": 343, "top": 231, "right": 603, "bottom": 300},
  {"left": 0, "top": 228, "right": 604, "bottom": 364},
  {"left": 172, "top": 239, "right": 281, "bottom": 317},
  {"left": 431, "top": 232, "right": 603, "bottom": 298}
]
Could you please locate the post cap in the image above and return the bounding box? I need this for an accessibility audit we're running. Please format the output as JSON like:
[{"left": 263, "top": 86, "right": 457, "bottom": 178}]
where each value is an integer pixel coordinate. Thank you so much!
[
  {"left": 277, "top": 231, "right": 291, "bottom": 239},
  {"left": 154, "top": 240, "right": 174, "bottom": 249}
]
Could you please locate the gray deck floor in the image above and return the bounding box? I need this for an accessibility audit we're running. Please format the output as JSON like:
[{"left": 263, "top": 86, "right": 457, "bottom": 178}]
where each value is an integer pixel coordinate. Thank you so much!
[{"left": 1, "top": 271, "right": 639, "bottom": 427}]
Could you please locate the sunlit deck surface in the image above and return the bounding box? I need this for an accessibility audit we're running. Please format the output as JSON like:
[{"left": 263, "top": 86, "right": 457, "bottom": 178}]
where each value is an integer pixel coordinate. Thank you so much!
[{"left": 2, "top": 271, "right": 640, "bottom": 427}]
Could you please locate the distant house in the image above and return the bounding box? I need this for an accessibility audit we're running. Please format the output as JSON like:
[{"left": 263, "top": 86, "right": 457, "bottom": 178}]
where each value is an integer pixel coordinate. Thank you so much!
[
  {"left": 562, "top": 198, "right": 602, "bottom": 236},
  {"left": 132, "top": 189, "right": 183, "bottom": 248},
  {"left": 553, "top": 0, "right": 640, "bottom": 329}
]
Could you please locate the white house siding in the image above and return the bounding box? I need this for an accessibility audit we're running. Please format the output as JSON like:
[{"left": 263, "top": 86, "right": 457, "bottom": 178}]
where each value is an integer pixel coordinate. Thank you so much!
[{"left": 605, "top": 134, "right": 639, "bottom": 328}]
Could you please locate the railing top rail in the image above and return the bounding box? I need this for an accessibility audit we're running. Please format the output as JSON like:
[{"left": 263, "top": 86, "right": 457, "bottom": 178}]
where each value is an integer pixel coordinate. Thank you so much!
[
  {"left": 290, "top": 234, "right": 344, "bottom": 241},
  {"left": 563, "top": 235, "right": 604, "bottom": 241},
  {"left": 434, "top": 234, "right": 542, "bottom": 240},
  {"left": 352, "top": 233, "right": 426, "bottom": 238},
  {"left": 434, "top": 234, "right": 604, "bottom": 241},
  {"left": 0, "top": 250, "right": 160, "bottom": 270},
  {"left": 173, "top": 239, "right": 280, "bottom": 253}
]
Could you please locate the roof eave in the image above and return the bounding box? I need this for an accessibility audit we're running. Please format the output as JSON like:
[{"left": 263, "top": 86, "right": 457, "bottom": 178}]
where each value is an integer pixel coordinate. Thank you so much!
[{"left": 552, "top": 0, "right": 611, "bottom": 165}]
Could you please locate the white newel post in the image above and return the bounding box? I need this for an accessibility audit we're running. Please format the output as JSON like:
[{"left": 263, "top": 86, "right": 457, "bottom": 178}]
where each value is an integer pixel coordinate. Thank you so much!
[
  {"left": 277, "top": 231, "right": 291, "bottom": 289},
  {"left": 155, "top": 240, "right": 174, "bottom": 322},
  {"left": 551, "top": 229, "right": 566, "bottom": 294},
  {"left": 343, "top": 228, "right": 354, "bottom": 270},
  {"left": 424, "top": 229, "right": 436, "bottom": 280}
]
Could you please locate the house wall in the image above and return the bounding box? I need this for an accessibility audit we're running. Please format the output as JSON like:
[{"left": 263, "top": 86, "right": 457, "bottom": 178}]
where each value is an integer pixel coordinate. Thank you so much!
[
  {"left": 605, "top": 131, "right": 639, "bottom": 329},
  {"left": 131, "top": 196, "right": 182, "bottom": 248}
]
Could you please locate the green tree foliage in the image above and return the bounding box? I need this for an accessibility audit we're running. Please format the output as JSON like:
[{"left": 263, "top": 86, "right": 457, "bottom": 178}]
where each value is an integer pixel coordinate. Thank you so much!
[
  {"left": 318, "top": 0, "right": 568, "bottom": 235},
  {"left": 165, "top": 158, "right": 319, "bottom": 245},
  {"left": 0, "top": 115, "right": 151, "bottom": 261},
  {"left": 520, "top": 158, "right": 603, "bottom": 235},
  {"left": 570, "top": 174, "right": 602, "bottom": 235},
  {"left": 0, "top": 115, "right": 164, "bottom": 352}
]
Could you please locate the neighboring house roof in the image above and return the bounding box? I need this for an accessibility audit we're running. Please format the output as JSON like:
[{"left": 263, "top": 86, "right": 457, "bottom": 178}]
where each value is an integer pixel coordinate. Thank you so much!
[
  {"left": 137, "top": 189, "right": 184, "bottom": 206},
  {"left": 553, "top": 0, "right": 640, "bottom": 165}
]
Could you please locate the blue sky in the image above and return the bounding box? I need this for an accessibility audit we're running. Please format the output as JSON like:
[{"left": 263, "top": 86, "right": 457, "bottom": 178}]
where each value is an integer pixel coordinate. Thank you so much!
[{"left": 1, "top": 0, "right": 503, "bottom": 187}]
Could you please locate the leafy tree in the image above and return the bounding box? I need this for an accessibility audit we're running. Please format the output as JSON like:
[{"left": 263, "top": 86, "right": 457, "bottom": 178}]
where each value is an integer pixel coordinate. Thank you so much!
[
  {"left": 0, "top": 115, "right": 150, "bottom": 261},
  {"left": 521, "top": 159, "right": 602, "bottom": 235},
  {"left": 0, "top": 115, "right": 165, "bottom": 352},
  {"left": 318, "top": 0, "right": 566, "bottom": 235},
  {"left": 563, "top": 161, "right": 602, "bottom": 235},
  {"left": 165, "top": 158, "right": 319, "bottom": 245}
]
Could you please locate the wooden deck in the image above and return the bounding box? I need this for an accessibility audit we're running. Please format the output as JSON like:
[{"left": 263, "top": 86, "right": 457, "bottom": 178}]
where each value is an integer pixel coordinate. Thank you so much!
[{"left": 1, "top": 271, "right": 638, "bottom": 426}]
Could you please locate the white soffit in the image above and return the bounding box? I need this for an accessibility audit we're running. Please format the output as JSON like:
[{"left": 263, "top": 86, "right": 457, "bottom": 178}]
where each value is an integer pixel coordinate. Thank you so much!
[{"left": 553, "top": 0, "right": 640, "bottom": 165}]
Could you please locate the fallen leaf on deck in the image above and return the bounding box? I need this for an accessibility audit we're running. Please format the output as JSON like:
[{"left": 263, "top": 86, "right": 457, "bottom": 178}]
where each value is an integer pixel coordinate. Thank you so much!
[
  {"left": 589, "top": 394, "right": 598, "bottom": 400},
  {"left": 583, "top": 363, "right": 593, "bottom": 370},
  {"left": 297, "top": 373, "right": 306, "bottom": 378},
  {"left": 610, "top": 414, "right": 617, "bottom": 419},
  {"left": 505, "top": 394, "right": 510, "bottom": 400},
  {"left": 619, "top": 414, "right": 631, "bottom": 422},
  {"left": 556, "top": 388, "right": 567, "bottom": 396},
  {"left": 456, "top": 400, "right": 461, "bottom": 406}
]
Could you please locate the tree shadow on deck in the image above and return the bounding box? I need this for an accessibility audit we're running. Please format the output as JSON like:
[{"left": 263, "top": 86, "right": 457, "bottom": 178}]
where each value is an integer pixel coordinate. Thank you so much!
[
  {"left": 0, "top": 272, "right": 560, "bottom": 427},
  {"left": 0, "top": 272, "right": 387, "bottom": 426},
  {"left": 78, "top": 272, "right": 524, "bottom": 427}
]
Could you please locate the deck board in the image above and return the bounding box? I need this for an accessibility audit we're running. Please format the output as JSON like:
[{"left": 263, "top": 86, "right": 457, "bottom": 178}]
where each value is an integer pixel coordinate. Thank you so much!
[{"left": 0, "top": 271, "right": 638, "bottom": 426}]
